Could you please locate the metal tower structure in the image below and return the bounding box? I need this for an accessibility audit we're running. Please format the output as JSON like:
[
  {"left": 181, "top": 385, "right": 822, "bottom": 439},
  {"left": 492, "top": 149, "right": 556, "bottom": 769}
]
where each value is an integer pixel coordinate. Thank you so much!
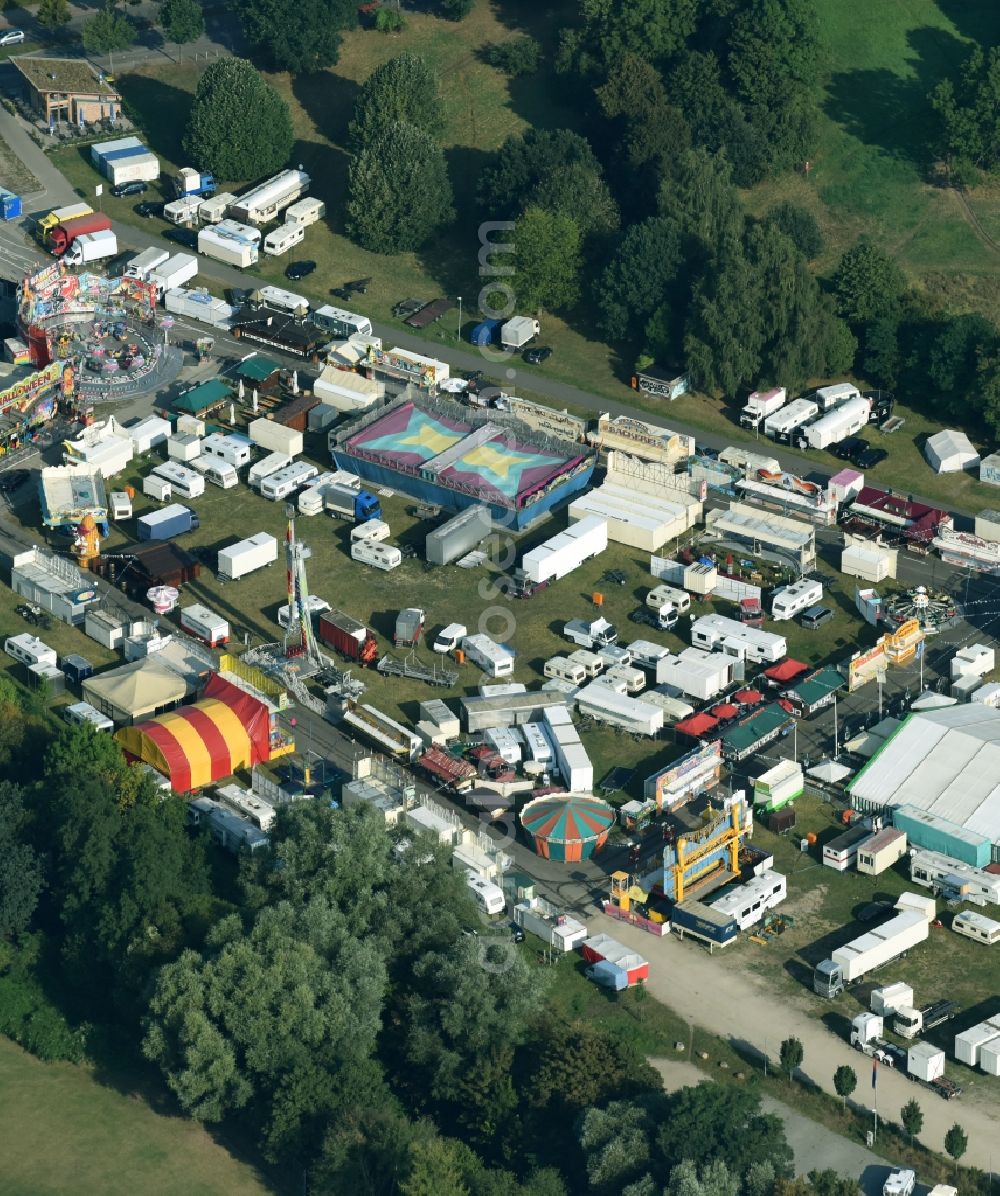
[{"left": 283, "top": 503, "right": 322, "bottom": 664}]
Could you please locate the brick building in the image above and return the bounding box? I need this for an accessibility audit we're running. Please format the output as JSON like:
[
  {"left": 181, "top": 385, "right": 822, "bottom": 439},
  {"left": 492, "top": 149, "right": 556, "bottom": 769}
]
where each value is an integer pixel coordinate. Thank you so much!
[{"left": 11, "top": 57, "right": 121, "bottom": 126}]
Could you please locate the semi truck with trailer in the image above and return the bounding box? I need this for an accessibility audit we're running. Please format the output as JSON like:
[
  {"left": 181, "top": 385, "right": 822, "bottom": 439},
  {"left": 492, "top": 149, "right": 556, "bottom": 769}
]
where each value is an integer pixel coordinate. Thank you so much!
[
  {"left": 322, "top": 481, "right": 382, "bottom": 523},
  {"left": 814, "top": 893, "right": 935, "bottom": 997},
  {"left": 892, "top": 1000, "right": 960, "bottom": 1040},
  {"left": 38, "top": 202, "right": 92, "bottom": 243},
  {"left": 64, "top": 229, "right": 118, "bottom": 266},
  {"left": 318, "top": 608, "right": 379, "bottom": 665},
  {"left": 739, "top": 386, "right": 787, "bottom": 429},
  {"left": 49, "top": 212, "right": 113, "bottom": 255},
  {"left": 763, "top": 397, "right": 818, "bottom": 443},
  {"left": 849, "top": 1015, "right": 962, "bottom": 1098},
  {"left": 796, "top": 396, "right": 872, "bottom": 451}
]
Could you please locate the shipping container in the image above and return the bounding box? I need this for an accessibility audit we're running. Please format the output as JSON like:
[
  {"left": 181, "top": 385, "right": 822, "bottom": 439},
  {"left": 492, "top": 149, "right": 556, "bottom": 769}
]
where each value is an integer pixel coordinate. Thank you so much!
[
  {"left": 180, "top": 603, "right": 230, "bottom": 647},
  {"left": 318, "top": 608, "right": 379, "bottom": 664},
  {"left": 136, "top": 503, "right": 198, "bottom": 541},
  {"left": 218, "top": 532, "right": 278, "bottom": 580},
  {"left": 248, "top": 418, "right": 303, "bottom": 457}
]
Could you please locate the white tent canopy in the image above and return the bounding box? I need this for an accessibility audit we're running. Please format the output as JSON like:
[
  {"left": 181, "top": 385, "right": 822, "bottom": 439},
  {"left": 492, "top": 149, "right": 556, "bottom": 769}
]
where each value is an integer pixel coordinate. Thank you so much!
[{"left": 925, "top": 429, "right": 979, "bottom": 474}]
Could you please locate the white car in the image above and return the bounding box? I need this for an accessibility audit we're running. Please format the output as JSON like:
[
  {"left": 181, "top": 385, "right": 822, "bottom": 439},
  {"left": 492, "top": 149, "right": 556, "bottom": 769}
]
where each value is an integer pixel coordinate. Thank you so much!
[{"left": 0, "top": 29, "right": 25, "bottom": 45}]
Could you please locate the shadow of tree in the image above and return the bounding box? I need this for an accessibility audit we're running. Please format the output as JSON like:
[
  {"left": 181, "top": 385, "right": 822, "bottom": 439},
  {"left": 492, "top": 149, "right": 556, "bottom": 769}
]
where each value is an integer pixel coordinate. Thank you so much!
[
  {"left": 823, "top": 26, "right": 974, "bottom": 169},
  {"left": 116, "top": 71, "right": 192, "bottom": 162}
]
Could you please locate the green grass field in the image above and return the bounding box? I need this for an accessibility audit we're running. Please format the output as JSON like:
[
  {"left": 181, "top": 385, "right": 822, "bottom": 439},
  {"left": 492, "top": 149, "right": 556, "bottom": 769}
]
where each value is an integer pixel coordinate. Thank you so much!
[{"left": 0, "top": 1037, "right": 275, "bottom": 1196}]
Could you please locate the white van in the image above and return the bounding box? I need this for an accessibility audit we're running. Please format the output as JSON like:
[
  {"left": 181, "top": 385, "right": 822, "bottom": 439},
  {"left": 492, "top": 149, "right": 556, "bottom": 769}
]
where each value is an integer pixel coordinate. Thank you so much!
[
  {"left": 263, "top": 222, "right": 305, "bottom": 256},
  {"left": 433, "top": 622, "right": 467, "bottom": 653},
  {"left": 191, "top": 457, "right": 239, "bottom": 490},
  {"left": 63, "top": 700, "right": 114, "bottom": 733},
  {"left": 543, "top": 656, "right": 588, "bottom": 685},
  {"left": 151, "top": 461, "right": 205, "bottom": 500},
  {"left": 466, "top": 874, "right": 505, "bottom": 916},
  {"left": 953, "top": 910, "right": 1000, "bottom": 946}
]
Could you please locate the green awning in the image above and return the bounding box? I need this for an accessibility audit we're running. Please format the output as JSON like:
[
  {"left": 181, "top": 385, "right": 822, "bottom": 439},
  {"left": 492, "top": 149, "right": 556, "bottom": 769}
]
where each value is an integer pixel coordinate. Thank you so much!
[
  {"left": 172, "top": 378, "right": 230, "bottom": 415},
  {"left": 235, "top": 356, "right": 281, "bottom": 383}
]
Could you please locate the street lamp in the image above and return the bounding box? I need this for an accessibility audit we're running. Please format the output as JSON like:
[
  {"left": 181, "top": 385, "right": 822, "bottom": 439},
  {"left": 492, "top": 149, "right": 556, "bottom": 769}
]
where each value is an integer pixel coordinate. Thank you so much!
[{"left": 456, "top": 295, "right": 463, "bottom": 340}]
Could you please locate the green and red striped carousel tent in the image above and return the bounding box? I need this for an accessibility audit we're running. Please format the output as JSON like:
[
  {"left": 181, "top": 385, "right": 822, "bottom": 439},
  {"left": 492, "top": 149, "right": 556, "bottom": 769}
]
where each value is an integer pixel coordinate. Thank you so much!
[{"left": 520, "top": 793, "right": 616, "bottom": 862}]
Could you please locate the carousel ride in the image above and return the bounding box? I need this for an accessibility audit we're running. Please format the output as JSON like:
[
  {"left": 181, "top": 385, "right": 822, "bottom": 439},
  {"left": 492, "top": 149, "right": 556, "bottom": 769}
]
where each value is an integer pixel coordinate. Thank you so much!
[{"left": 883, "top": 585, "right": 957, "bottom": 633}]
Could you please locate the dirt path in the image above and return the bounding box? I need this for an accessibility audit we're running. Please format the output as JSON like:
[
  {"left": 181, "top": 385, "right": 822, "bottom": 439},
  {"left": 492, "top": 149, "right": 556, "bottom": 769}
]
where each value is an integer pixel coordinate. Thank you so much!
[
  {"left": 950, "top": 186, "right": 1000, "bottom": 256},
  {"left": 593, "top": 913, "right": 996, "bottom": 1172}
]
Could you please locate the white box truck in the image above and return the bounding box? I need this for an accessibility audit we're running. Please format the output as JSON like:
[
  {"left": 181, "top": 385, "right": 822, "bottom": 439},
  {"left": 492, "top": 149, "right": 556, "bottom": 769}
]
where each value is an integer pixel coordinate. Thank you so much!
[
  {"left": 771, "top": 577, "right": 823, "bottom": 621},
  {"left": 797, "top": 396, "right": 872, "bottom": 450},
  {"left": 198, "top": 226, "right": 258, "bottom": 269},
  {"left": 764, "top": 397, "right": 818, "bottom": 442},
  {"left": 125, "top": 247, "right": 169, "bottom": 280},
  {"left": 64, "top": 229, "right": 118, "bottom": 267},
  {"left": 218, "top": 532, "right": 278, "bottom": 581},
  {"left": 148, "top": 253, "right": 198, "bottom": 299},
  {"left": 501, "top": 316, "right": 540, "bottom": 349},
  {"left": 351, "top": 540, "right": 402, "bottom": 571},
  {"left": 814, "top": 893, "right": 935, "bottom": 997},
  {"left": 739, "top": 386, "right": 787, "bottom": 429},
  {"left": 180, "top": 604, "right": 230, "bottom": 647}
]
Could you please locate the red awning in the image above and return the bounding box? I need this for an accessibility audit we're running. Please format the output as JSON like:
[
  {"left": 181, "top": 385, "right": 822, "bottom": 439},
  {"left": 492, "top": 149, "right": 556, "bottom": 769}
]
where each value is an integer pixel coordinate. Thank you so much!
[
  {"left": 711, "top": 703, "right": 740, "bottom": 720},
  {"left": 733, "top": 688, "right": 764, "bottom": 705},
  {"left": 764, "top": 658, "right": 809, "bottom": 683},
  {"left": 675, "top": 713, "right": 719, "bottom": 737}
]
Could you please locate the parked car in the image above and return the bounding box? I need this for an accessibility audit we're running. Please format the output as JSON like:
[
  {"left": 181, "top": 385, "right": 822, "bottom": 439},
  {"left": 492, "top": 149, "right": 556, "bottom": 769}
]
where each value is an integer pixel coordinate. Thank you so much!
[
  {"left": 523, "top": 345, "right": 553, "bottom": 365},
  {"left": 855, "top": 446, "right": 888, "bottom": 469},
  {"left": 165, "top": 226, "right": 198, "bottom": 250},
  {"left": 510, "top": 923, "right": 525, "bottom": 944},
  {"left": 111, "top": 179, "right": 147, "bottom": 198},
  {"left": 801, "top": 605, "right": 834, "bottom": 629},
  {"left": 285, "top": 260, "right": 316, "bottom": 281},
  {"left": 0, "top": 469, "right": 29, "bottom": 493},
  {"left": 0, "top": 29, "right": 25, "bottom": 45},
  {"left": 833, "top": 435, "right": 867, "bottom": 461},
  {"left": 135, "top": 200, "right": 164, "bottom": 219}
]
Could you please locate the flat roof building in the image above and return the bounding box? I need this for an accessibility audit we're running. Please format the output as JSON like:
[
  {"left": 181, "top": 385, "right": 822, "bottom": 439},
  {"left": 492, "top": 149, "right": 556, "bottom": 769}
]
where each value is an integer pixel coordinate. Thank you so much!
[{"left": 11, "top": 57, "right": 121, "bottom": 125}]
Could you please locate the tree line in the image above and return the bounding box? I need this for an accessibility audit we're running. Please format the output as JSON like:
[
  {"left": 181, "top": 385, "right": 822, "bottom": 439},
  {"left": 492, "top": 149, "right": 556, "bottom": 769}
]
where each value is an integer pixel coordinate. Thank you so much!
[{"left": 0, "top": 695, "right": 819, "bottom": 1195}]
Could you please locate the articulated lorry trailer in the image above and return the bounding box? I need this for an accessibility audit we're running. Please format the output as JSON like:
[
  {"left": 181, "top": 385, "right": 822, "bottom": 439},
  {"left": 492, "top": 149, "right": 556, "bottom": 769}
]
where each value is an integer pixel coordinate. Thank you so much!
[{"left": 814, "top": 893, "right": 935, "bottom": 997}]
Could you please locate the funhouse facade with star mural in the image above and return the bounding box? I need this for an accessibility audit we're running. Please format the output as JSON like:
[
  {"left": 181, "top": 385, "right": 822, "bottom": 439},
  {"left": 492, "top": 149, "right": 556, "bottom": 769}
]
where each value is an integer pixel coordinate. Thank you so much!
[{"left": 328, "top": 395, "right": 597, "bottom": 530}]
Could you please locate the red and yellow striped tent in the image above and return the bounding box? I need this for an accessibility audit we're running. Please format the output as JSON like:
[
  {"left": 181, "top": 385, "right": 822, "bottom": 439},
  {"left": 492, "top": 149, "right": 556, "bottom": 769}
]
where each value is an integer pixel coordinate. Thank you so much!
[{"left": 117, "top": 674, "right": 271, "bottom": 792}]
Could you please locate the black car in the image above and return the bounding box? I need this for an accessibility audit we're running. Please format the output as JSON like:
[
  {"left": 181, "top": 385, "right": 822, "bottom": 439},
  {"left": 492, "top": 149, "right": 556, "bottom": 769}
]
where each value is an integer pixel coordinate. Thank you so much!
[
  {"left": 165, "top": 226, "right": 198, "bottom": 250},
  {"left": 285, "top": 260, "right": 316, "bottom": 281},
  {"left": 135, "top": 200, "right": 164, "bottom": 219},
  {"left": 833, "top": 435, "right": 867, "bottom": 461},
  {"left": 523, "top": 345, "right": 552, "bottom": 365},
  {"left": 111, "top": 179, "right": 147, "bottom": 198},
  {"left": 226, "top": 287, "right": 253, "bottom": 307},
  {"left": 854, "top": 446, "right": 888, "bottom": 469},
  {"left": 0, "top": 469, "right": 28, "bottom": 494}
]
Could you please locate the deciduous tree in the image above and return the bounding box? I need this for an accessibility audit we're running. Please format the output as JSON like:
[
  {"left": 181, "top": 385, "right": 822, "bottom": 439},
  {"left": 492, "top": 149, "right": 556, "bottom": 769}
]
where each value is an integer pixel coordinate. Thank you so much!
[
  {"left": 832, "top": 240, "right": 906, "bottom": 325},
  {"left": 656, "top": 1083, "right": 793, "bottom": 1178},
  {"left": 0, "top": 783, "right": 43, "bottom": 939},
  {"left": 349, "top": 53, "right": 444, "bottom": 152},
  {"left": 346, "top": 122, "right": 454, "bottom": 254},
  {"left": 764, "top": 201, "right": 822, "bottom": 259},
  {"left": 834, "top": 1065, "right": 857, "bottom": 1107},
  {"left": 512, "top": 205, "right": 582, "bottom": 311},
  {"left": 930, "top": 47, "right": 1000, "bottom": 172},
  {"left": 81, "top": 3, "right": 136, "bottom": 54},
  {"left": 779, "top": 1036, "right": 804, "bottom": 1081},
  {"left": 183, "top": 57, "right": 293, "bottom": 181},
  {"left": 594, "top": 216, "right": 683, "bottom": 344},
  {"left": 236, "top": 0, "right": 356, "bottom": 73},
  {"left": 558, "top": 0, "right": 698, "bottom": 78},
  {"left": 159, "top": 0, "right": 204, "bottom": 44},
  {"left": 478, "top": 128, "right": 606, "bottom": 220},
  {"left": 37, "top": 0, "right": 72, "bottom": 30}
]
